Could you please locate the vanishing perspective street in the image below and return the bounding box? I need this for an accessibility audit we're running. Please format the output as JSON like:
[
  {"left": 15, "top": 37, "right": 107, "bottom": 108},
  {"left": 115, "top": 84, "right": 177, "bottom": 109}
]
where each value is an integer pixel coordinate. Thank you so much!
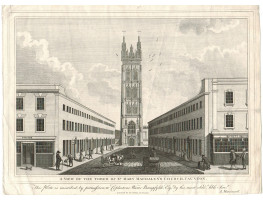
[{"left": 61, "top": 147, "right": 203, "bottom": 175}]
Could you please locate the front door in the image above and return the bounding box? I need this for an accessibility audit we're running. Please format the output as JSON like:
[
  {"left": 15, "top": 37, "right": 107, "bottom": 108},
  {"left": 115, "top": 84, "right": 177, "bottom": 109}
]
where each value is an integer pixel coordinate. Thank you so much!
[
  {"left": 187, "top": 141, "right": 192, "bottom": 160},
  {"left": 129, "top": 138, "right": 135, "bottom": 146},
  {"left": 22, "top": 143, "right": 35, "bottom": 166}
]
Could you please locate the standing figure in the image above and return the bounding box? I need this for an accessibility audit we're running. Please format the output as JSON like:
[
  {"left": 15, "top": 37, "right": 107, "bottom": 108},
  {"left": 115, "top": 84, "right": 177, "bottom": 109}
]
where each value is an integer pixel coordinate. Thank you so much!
[
  {"left": 230, "top": 149, "right": 238, "bottom": 169},
  {"left": 201, "top": 155, "right": 211, "bottom": 170},
  {"left": 79, "top": 149, "right": 84, "bottom": 162},
  {"left": 183, "top": 151, "right": 188, "bottom": 161},
  {"left": 131, "top": 149, "right": 136, "bottom": 158},
  {"left": 101, "top": 154, "right": 106, "bottom": 168},
  {"left": 55, "top": 150, "right": 62, "bottom": 170},
  {"left": 241, "top": 148, "right": 247, "bottom": 169},
  {"left": 88, "top": 148, "right": 93, "bottom": 159},
  {"left": 150, "top": 148, "right": 157, "bottom": 157},
  {"left": 101, "top": 145, "right": 104, "bottom": 154},
  {"left": 68, "top": 154, "right": 73, "bottom": 167}
]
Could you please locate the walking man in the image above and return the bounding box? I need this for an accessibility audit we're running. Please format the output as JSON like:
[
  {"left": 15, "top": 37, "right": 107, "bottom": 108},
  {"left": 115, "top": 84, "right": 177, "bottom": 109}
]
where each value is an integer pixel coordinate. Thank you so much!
[
  {"left": 68, "top": 154, "right": 73, "bottom": 167},
  {"left": 241, "top": 148, "right": 247, "bottom": 169},
  {"left": 101, "top": 145, "right": 104, "bottom": 154},
  {"left": 79, "top": 149, "right": 84, "bottom": 162},
  {"left": 230, "top": 149, "right": 238, "bottom": 169},
  {"left": 88, "top": 148, "right": 93, "bottom": 159},
  {"left": 55, "top": 150, "right": 62, "bottom": 170}
]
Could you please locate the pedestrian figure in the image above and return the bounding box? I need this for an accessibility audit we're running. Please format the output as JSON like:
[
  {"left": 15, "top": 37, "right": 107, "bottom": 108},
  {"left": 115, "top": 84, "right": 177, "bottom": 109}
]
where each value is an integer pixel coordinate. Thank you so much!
[
  {"left": 241, "top": 148, "right": 247, "bottom": 169},
  {"left": 68, "top": 154, "right": 73, "bottom": 167},
  {"left": 88, "top": 148, "right": 93, "bottom": 159},
  {"left": 55, "top": 150, "right": 62, "bottom": 170},
  {"left": 183, "top": 151, "right": 188, "bottom": 161},
  {"left": 131, "top": 149, "right": 136, "bottom": 158},
  {"left": 101, "top": 145, "right": 104, "bottom": 154},
  {"left": 79, "top": 149, "right": 84, "bottom": 162},
  {"left": 201, "top": 155, "right": 211, "bottom": 170},
  {"left": 230, "top": 149, "right": 238, "bottom": 169},
  {"left": 150, "top": 148, "right": 157, "bottom": 157},
  {"left": 101, "top": 154, "right": 106, "bottom": 168}
]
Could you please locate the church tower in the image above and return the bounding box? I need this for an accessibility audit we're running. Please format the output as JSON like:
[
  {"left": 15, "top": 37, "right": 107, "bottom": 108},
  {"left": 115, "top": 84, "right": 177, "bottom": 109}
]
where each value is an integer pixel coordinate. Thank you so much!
[{"left": 120, "top": 36, "right": 143, "bottom": 146}]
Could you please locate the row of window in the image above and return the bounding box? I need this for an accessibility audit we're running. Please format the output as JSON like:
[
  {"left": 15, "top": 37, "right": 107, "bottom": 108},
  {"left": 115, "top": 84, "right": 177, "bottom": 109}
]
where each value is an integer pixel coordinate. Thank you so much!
[
  {"left": 149, "top": 101, "right": 203, "bottom": 128},
  {"left": 175, "top": 139, "right": 202, "bottom": 156},
  {"left": 62, "top": 138, "right": 114, "bottom": 156},
  {"left": 16, "top": 97, "right": 45, "bottom": 110},
  {"left": 16, "top": 118, "right": 44, "bottom": 132},
  {"left": 63, "top": 104, "right": 114, "bottom": 128},
  {"left": 149, "top": 117, "right": 203, "bottom": 135},
  {"left": 62, "top": 120, "right": 114, "bottom": 135},
  {"left": 149, "top": 138, "right": 202, "bottom": 156},
  {"left": 16, "top": 142, "right": 53, "bottom": 153},
  {"left": 125, "top": 68, "right": 139, "bottom": 82},
  {"left": 214, "top": 138, "right": 248, "bottom": 152},
  {"left": 149, "top": 90, "right": 247, "bottom": 129}
]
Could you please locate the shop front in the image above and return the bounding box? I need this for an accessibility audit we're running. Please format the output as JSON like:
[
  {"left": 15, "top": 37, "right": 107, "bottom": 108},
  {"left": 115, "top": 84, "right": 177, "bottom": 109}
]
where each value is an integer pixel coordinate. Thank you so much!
[
  {"left": 211, "top": 133, "right": 249, "bottom": 165},
  {"left": 16, "top": 137, "right": 55, "bottom": 168}
]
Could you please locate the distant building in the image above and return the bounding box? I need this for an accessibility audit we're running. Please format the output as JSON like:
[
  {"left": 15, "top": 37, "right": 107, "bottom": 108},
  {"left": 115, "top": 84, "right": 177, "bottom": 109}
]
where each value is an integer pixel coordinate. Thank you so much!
[
  {"left": 16, "top": 84, "right": 115, "bottom": 168},
  {"left": 115, "top": 130, "right": 121, "bottom": 144},
  {"left": 148, "top": 78, "right": 248, "bottom": 165},
  {"left": 142, "top": 126, "right": 148, "bottom": 146},
  {"left": 120, "top": 36, "right": 143, "bottom": 146}
]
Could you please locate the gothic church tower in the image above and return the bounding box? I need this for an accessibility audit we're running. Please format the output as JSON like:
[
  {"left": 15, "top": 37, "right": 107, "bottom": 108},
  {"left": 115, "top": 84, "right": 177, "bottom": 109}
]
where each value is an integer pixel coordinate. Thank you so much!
[{"left": 120, "top": 36, "right": 143, "bottom": 146}]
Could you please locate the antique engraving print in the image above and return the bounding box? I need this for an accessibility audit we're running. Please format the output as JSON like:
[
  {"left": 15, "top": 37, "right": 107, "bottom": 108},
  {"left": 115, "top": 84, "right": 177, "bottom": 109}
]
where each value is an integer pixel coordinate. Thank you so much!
[{"left": 2, "top": 5, "right": 261, "bottom": 194}]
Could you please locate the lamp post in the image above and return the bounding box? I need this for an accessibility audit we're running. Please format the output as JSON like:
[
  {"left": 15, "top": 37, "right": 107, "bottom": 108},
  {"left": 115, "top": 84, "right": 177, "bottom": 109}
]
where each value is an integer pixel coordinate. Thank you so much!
[
  {"left": 72, "top": 137, "right": 77, "bottom": 160},
  {"left": 187, "top": 136, "right": 190, "bottom": 159},
  {"left": 85, "top": 137, "right": 88, "bottom": 156}
]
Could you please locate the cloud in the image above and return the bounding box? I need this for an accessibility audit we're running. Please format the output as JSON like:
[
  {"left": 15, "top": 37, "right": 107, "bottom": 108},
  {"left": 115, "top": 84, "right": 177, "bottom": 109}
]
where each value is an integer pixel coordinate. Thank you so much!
[
  {"left": 179, "top": 19, "right": 240, "bottom": 35},
  {"left": 17, "top": 31, "right": 83, "bottom": 98},
  {"left": 179, "top": 42, "right": 247, "bottom": 78},
  {"left": 87, "top": 81, "right": 120, "bottom": 104},
  {"left": 86, "top": 63, "right": 121, "bottom": 105},
  {"left": 144, "top": 41, "right": 247, "bottom": 122},
  {"left": 16, "top": 32, "right": 121, "bottom": 126},
  {"left": 143, "top": 59, "right": 201, "bottom": 121}
]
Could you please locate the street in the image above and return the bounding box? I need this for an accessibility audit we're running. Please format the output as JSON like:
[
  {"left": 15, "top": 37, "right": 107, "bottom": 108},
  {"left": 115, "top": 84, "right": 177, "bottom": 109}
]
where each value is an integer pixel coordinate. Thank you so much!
[{"left": 61, "top": 147, "right": 203, "bottom": 175}]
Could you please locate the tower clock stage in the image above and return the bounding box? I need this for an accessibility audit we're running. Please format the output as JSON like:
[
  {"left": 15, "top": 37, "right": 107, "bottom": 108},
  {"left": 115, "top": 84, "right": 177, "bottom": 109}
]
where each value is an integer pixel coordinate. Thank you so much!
[{"left": 120, "top": 36, "right": 143, "bottom": 146}]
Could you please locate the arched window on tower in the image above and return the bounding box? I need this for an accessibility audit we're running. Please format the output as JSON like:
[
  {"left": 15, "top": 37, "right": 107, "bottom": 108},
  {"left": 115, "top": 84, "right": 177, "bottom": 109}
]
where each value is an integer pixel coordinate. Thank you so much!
[
  {"left": 133, "top": 69, "right": 138, "bottom": 81},
  {"left": 126, "top": 86, "right": 131, "bottom": 98},
  {"left": 126, "top": 103, "right": 132, "bottom": 115},
  {"left": 132, "top": 86, "right": 138, "bottom": 98},
  {"left": 126, "top": 69, "right": 131, "bottom": 82},
  {"left": 133, "top": 103, "right": 138, "bottom": 114},
  {"left": 128, "top": 121, "right": 136, "bottom": 134}
]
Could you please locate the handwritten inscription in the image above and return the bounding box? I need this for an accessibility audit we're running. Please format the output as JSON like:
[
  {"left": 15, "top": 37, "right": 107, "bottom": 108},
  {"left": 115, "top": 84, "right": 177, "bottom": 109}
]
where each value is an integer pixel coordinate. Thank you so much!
[{"left": 32, "top": 183, "right": 239, "bottom": 194}]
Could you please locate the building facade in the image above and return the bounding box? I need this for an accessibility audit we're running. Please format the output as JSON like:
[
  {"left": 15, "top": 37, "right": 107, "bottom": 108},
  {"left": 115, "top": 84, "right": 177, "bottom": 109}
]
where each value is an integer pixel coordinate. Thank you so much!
[
  {"left": 142, "top": 126, "right": 149, "bottom": 146},
  {"left": 120, "top": 36, "right": 143, "bottom": 146},
  {"left": 148, "top": 78, "right": 248, "bottom": 165},
  {"left": 115, "top": 130, "right": 121, "bottom": 144},
  {"left": 16, "top": 84, "right": 115, "bottom": 168}
]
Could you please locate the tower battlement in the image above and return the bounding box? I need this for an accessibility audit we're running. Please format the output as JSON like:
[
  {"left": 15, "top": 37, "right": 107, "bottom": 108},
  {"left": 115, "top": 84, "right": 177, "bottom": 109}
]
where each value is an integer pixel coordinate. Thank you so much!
[{"left": 121, "top": 36, "right": 142, "bottom": 61}]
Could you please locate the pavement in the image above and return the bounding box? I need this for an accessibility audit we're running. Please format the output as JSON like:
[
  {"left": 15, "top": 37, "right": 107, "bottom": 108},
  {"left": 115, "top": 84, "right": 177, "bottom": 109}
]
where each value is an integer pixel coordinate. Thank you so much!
[
  {"left": 156, "top": 149, "right": 249, "bottom": 174},
  {"left": 61, "top": 147, "right": 202, "bottom": 175},
  {"left": 16, "top": 145, "right": 125, "bottom": 175},
  {"left": 16, "top": 146, "right": 249, "bottom": 175}
]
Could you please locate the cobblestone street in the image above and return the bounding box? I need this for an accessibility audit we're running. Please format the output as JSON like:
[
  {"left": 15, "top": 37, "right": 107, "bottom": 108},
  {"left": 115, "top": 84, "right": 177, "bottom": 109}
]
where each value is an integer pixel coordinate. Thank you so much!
[{"left": 61, "top": 147, "right": 203, "bottom": 175}]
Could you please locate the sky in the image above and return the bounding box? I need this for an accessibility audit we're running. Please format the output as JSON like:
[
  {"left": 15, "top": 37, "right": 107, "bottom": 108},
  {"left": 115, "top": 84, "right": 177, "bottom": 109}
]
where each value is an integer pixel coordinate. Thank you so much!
[{"left": 16, "top": 18, "right": 248, "bottom": 128}]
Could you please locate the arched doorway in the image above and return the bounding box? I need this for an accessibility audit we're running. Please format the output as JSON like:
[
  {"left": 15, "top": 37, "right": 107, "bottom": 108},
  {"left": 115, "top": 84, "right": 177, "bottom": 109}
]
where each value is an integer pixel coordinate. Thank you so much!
[{"left": 129, "top": 137, "right": 135, "bottom": 146}]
